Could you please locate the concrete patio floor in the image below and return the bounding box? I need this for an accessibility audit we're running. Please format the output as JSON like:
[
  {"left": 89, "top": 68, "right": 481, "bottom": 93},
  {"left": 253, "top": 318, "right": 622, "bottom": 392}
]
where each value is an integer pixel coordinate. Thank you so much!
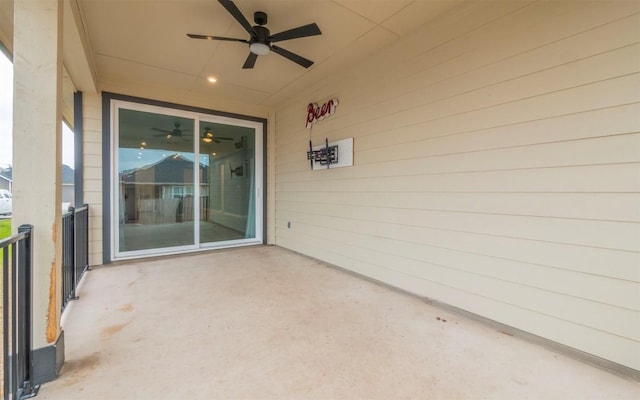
[{"left": 38, "top": 246, "right": 639, "bottom": 399}]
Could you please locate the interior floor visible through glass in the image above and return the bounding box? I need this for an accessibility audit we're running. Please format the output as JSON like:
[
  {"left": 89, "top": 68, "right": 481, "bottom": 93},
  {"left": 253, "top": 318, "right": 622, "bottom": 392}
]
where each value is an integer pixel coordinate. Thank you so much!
[{"left": 119, "top": 221, "right": 245, "bottom": 252}]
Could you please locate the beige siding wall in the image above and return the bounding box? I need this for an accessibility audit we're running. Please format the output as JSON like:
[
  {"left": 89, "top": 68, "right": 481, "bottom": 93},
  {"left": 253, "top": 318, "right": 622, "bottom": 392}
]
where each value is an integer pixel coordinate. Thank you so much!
[
  {"left": 83, "top": 92, "right": 103, "bottom": 266},
  {"left": 274, "top": 1, "right": 640, "bottom": 370}
]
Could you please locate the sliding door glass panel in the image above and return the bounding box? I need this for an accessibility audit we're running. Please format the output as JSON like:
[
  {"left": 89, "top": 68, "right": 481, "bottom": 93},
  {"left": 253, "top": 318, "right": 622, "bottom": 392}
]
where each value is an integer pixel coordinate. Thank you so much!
[
  {"left": 199, "top": 121, "right": 256, "bottom": 244},
  {"left": 117, "top": 109, "right": 196, "bottom": 252}
]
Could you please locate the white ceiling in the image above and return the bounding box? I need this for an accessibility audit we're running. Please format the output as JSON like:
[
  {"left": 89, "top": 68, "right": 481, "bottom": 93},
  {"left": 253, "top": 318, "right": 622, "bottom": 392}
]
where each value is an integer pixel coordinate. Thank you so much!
[{"left": 77, "top": 0, "right": 460, "bottom": 107}]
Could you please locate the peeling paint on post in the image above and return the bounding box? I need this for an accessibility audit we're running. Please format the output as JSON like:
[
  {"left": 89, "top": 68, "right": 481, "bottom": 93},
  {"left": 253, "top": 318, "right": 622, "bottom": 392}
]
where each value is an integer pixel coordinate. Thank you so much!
[
  {"left": 47, "top": 221, "right": 58, "bottom": 343},
  {"left": 46, "top": 261, "right": 57, "bottom": 343},
  {"left": 51, "top": 222, "right": 56, "bottom": 243}
]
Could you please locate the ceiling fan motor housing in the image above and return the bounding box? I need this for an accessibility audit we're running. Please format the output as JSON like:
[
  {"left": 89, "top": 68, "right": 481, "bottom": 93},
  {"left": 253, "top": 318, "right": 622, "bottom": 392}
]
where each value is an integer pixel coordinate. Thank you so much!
[
  {"left": 252, "top": 25, "right": 270, "bottom": 43},
  {"left": 249, "top": 25, "right": 271, "bottom": 55}
]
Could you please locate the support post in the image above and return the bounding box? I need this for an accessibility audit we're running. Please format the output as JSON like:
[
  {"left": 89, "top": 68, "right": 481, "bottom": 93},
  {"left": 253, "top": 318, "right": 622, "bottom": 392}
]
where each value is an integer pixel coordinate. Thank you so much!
[{"left": 12, "top": 0, "right": 65, "bottom": 384}]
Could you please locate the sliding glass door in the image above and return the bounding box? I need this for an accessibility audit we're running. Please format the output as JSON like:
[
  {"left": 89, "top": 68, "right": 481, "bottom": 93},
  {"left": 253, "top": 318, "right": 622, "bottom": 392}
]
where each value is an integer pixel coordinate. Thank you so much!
[
  {"left": 112, "top": 100, "right": 263, "bottom": 259},
  {"left": 199, "top": 120, "right": 256, "bottom": 245}
]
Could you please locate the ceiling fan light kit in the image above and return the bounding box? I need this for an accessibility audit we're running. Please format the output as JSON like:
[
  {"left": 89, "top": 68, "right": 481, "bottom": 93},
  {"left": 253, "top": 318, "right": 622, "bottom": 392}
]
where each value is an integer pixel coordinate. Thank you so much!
[
  {"left": 201, "top": 127, "right": 234, "bottom": 144},
  {"left": 249, "top": 42, "right": 270, "bottom": 55},
  {"left": 187, "top": 0, "right": 322, "bottom": 69}
]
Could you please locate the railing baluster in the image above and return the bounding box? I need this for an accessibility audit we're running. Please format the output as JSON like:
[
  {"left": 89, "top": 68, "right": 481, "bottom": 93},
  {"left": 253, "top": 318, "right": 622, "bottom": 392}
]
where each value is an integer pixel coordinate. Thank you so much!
[
  {"left": 2, "top": 204, "right": 89, "bottom": 398},
  {"left": 74, "top": 205, "right": 89, "bottom": 283},
  {"left": 61, "top": 204, "right": 89, "bottom": 313},
  {"left": 62, "top": 207, "right": 74, "bottom": 310},
  {"left": 1, "top": 225, "right": 38, "bottom": 400},
  {"left": 10, "top": 233, "right": 19, "bottom": 399},
  {"left": 3, "top": 237, "right": 11, "bottom": 400}
]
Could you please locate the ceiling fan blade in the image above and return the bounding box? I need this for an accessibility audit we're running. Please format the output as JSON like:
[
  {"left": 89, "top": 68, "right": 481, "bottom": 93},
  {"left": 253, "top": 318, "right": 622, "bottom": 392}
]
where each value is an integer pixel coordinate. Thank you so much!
[
  {"left": 151, "top": 127, "right": 171, "bottom": 133},
  {"left": 242, "top": 52, "right": 258, "bottom": 69},
  {"left": 187, "top": 33, "right": 249, "bottom": 43},
  {"left": 216, "top": 137, "right": 234, "bottom": 141},
  {"left": 218, "top": 0, "right": 256, "bottom": 38},
  {"left": 271, "top": 45, "right": 314, "bottom": 68},
  {"left": 269, "top": 23, "right": 322, "bottom": 43}
]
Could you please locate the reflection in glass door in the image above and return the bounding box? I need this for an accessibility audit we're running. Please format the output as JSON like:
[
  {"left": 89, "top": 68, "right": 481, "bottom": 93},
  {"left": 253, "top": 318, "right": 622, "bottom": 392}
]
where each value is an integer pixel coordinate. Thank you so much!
[
  {"left": 112, "top": 100, "right": 263, "bottom": 259},
  {"left": 117, "top": 109, "right": 197, "bottom": 253},
  {"left": 199, "top": 121, "right": 256, "bottom": 244}
]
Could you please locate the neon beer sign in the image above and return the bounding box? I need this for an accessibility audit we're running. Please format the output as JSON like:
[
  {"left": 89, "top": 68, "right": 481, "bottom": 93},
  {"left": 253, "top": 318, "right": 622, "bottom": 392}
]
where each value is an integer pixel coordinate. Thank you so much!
[{"left": 306, "top": 98, "right": 338, "bottom": 128}]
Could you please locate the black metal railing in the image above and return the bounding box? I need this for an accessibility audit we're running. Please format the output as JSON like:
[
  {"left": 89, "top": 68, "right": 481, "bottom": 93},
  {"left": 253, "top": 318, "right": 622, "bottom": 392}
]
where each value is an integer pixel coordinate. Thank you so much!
[
  {"left": 2, "top": 224, "right": 39, "bottom": 400},
  {"left": 61, "top": 204, "right": 89, "bottom": 311}
]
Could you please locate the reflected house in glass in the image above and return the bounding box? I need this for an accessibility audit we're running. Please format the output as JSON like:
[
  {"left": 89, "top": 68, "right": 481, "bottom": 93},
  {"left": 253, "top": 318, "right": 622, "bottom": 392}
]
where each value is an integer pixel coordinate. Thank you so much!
[{"left": 119, "top": 154, "right": 208, "bottom": 225}]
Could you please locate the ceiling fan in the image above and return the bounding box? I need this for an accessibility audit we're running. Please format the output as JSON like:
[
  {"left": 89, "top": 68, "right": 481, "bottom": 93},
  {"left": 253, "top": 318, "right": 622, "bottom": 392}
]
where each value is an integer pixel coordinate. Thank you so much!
[
  {"left": 151, "top": 122, "right": 192, "bottom": 140},
  {"left": 202, "top": 127, "right": 233, "bottom": 143},
  {"left": 187, "top": 0, "right": 322, "bottom": 69}
]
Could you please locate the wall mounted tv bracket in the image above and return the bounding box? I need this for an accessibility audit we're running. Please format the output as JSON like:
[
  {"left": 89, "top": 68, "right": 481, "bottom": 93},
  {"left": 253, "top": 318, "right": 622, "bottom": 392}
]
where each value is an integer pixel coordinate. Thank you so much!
[{"left": 307, "top": 138, "right": 339, "bottom": 169}]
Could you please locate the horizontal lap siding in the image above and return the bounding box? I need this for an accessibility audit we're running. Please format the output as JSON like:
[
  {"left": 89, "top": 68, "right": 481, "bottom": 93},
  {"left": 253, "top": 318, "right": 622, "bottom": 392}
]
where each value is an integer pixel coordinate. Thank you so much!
[
  {"left": 274, "top": 1, "right": 640, "bottom": 370},
  {"left": 83, "top": 93, "right": 103, "bottom": 266}
]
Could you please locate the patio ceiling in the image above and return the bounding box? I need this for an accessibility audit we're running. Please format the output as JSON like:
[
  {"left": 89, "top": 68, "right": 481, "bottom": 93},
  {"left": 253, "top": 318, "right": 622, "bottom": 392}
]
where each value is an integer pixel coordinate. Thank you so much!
[{"left": 77, "top": 0, "right": 461, "bottom": 107}]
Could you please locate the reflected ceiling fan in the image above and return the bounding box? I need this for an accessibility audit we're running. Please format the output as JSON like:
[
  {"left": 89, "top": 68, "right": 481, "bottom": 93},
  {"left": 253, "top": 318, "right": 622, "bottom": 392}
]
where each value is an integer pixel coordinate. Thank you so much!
[
  {"left": 151, "top": 122, "right": 192, "bottom": 140},
  {"left": 202, "top": 127, "right": 233, "bottom": 143},
  {"left": 187, "top": 0, "right": 322, "bottom": 69}
]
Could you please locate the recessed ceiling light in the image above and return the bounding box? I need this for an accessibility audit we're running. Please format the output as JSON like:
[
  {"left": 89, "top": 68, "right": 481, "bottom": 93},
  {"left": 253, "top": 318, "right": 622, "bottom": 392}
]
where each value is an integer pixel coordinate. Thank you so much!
[{"left": 207, "top": 76, "right": 217, "bottom": 84}]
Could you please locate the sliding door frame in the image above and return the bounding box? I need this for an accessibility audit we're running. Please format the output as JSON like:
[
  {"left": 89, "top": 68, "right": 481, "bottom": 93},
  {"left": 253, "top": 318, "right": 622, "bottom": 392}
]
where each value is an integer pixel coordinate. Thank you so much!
[{"left": 102, "top": 92, "right": 266, "bottom": 263}]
